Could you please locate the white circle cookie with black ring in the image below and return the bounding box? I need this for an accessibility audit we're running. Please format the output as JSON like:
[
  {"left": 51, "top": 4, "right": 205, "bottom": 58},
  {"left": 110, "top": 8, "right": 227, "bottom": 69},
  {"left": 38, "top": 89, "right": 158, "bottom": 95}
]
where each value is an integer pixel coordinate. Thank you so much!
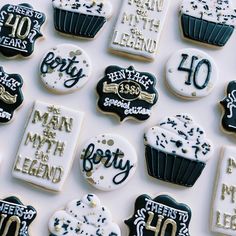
[
  {"left": 166, "top": 48, "right": 218, "bottom": 99},
  {"left": 40, "top": 44, "right": 91, "bottom": 94},
  {"left": 80, "top": 133, "right": 137, "bottom": 191}
]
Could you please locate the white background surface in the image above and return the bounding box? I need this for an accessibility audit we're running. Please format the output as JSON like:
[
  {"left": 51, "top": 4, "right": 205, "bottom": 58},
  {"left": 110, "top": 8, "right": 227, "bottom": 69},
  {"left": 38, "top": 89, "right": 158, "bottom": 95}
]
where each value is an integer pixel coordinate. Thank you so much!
[{"left": 0, "top": 0, "right": 236, "bottom": 235}]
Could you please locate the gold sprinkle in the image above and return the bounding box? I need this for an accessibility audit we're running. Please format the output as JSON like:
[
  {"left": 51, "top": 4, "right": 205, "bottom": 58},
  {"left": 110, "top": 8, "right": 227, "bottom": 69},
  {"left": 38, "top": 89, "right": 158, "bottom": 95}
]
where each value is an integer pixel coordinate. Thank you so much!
[{"left": 107, "top": 139, "right": 114, "bottom": 146}]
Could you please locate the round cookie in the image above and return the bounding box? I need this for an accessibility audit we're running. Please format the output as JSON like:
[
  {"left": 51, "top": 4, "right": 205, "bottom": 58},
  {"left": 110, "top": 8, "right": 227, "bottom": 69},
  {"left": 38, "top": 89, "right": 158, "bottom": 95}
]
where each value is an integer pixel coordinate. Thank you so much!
[
  {"left": 48, "top": 193, "right": 121, "bottom": 236},
  {"left": 166, "top": 48, "right": 218, "bottom": 99},
  {"left": 96, "top": 65, "right": 158, "bottom": 122},
  {"left": 40, "top": 44, "right": 91, "bottom": 94},
  {"left": 80, "top": 133, "right": 137, "bottom": 191},
  {"left": 0, "top": 3, "right": 46, "bottom": 57}
]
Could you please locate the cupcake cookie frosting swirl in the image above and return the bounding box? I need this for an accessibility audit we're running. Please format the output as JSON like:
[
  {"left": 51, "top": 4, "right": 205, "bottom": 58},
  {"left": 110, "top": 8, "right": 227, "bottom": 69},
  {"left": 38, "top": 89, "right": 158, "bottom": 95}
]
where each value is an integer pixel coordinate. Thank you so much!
[
  {"left": 180, "top": 0, "right": 236, "bottom": 25},
  {"left": 52, "top": 0, "right": 112, "bottom": 18},
  {"left": 145, "top": 114, "right": 213, "bottom": 162}
]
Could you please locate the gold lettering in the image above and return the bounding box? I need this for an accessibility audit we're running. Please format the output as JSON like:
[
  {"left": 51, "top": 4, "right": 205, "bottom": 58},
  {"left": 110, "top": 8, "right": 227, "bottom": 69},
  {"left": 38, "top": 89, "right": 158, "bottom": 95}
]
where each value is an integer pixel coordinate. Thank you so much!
[
  {"left": 160, "top": 219, "right": 177, "bottom": 236},
  {"left": 145, "top": 211, "right": 163, "bottom": 236},
  {"left": 52, "top": 167, "right": 63, "bottom": 183},
  {"left": 54, "top": 142, "right": 65, "bottom": 156},
  {"left": 32, "top": 110, "right": 49, "bottom": 125},
  {"left": 221, "top": 183, "right": 236, "bottom": 203},
  {"left": 2, "top": 215, "right": 20, "bottom": 236},
  {"left": 22, "top": 158, "right": 31, "bottom": 173},
  {"left": 227, "top": 158, "right": 236, "bottom": 174},
  {"left": 59, "top": 117, "right": 73, "bottom": 133},
  {"left": 0, "top": 214, "right": 7, "bottom": 229},
  {"left": 13, "top": 155, "right": 22, "bottom": 172}
]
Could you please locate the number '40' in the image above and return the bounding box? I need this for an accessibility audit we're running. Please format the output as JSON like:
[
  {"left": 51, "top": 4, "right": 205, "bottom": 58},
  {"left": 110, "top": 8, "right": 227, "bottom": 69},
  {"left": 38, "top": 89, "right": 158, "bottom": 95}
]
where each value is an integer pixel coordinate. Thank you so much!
[
  {"left": 178, "top": 54, "right": 211, "bottom": 90},
  {"left": 5, "top": 13, "right": 31, "bottom": 40}
]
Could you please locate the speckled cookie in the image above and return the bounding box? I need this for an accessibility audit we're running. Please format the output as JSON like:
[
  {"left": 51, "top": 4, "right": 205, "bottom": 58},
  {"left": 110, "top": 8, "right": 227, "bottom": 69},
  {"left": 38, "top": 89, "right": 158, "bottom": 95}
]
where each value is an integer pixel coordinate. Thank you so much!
[
  {"left": 80, "top": 133, "right": 137, "bottom": 191},
  {"left": 48, "top": 193, "right": 121, "bottom": 236},
  {"left": 40, "top": 44, "right": 91, "bottom": 94},
  {"left": 180, "top": 0, "right": 236, "bottom": 47},
  {"left": 166, "top": 48, "right": 218, "bottom": 99},
  {"left": 144, "top": 114, "right": 213, "bottom": 187}
]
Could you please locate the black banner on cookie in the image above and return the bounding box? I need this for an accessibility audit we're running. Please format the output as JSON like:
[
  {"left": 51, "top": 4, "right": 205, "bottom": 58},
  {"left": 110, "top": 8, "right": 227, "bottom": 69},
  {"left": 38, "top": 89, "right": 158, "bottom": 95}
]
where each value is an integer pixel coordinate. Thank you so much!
[
  {"left": 96, "top": 66, "right": 158, "bottom": 122},
  {"left": 0, "top": 3, "right": 46, "bottom": 57},
  {"left": 125, "top": 194, "right": 191, "bottom": 236},
  {"left": 0, "top": 196, "right": 37, "bottom": 236},
  {"left": 0, "top": 66, "right": 24, "bottom": 123}
]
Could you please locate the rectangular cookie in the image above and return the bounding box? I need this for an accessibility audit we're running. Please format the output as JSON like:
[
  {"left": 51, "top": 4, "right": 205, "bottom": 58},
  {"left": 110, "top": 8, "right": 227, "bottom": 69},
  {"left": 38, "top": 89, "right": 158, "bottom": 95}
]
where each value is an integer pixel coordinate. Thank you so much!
[
  {"left": 109, "top": 0, "right": 170, "bottom": 61},
  {"left": 211, "top": 146, "right": 236, "bottom": 235},
  {"left": 12, "top": 100, "right": 84, "bottom": 192}
]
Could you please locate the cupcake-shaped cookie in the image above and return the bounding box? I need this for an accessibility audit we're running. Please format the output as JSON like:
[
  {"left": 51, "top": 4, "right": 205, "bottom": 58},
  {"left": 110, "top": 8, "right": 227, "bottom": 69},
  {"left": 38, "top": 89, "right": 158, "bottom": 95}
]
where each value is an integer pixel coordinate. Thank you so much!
[
  {"left": 52, "top": 0, "right": 112, "bottom": 38},
  {"left": 144, "top": 114, "right": 213, "bottom": 187},
  {"left": 180, "top": 0, "right": 236, "bottom": 47}
]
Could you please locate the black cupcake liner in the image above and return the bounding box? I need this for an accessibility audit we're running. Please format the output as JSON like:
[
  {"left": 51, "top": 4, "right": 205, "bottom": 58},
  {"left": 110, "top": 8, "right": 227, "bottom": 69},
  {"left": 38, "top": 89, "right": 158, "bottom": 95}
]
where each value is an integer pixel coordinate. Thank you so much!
[
  {"left": 145, "top": 145, "right": 206, "bottom": 187},
  {"left": 54, "top": 8, "right": 106, "bottom": 38},
  {"left": 181, "top": 14, "right": 234, "bottom": 47}
]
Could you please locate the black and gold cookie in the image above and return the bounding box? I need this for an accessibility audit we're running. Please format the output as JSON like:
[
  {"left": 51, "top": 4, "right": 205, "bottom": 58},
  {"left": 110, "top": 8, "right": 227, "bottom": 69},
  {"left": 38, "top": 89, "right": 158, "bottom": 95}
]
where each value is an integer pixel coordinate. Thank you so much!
[
  {"left": 96, "top": 66, "right": 158, "bottom": 122},
  {"left": 0, "top": 196, "right": 37, "bottom": 235},
  {"left": 0, "top": 67, "right": 24, "bottom": 123},
  {"left": 125, "top": 194, "right": 191, "bottom": 236},
  {"left": 0, "top": 3, "right": 46, "bottom": 57}
]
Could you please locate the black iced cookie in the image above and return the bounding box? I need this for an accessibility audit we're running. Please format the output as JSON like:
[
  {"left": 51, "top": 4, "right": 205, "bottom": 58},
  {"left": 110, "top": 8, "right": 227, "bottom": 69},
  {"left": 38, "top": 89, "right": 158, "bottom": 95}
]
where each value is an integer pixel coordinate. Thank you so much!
[
  {"left": 0, "top": 67, "right": 24, "bottom": 123},
  {"left": 0, "top": 3, "right": 46, "bottom": 57},
  {"left": 125, "top": 194, "right": 191, "bottom": 236},
  {"left": 220, "top": 81, "right": 236, "bottom": 134},
  {"left": 0, "top": 196, "right": 37, "bottom": 236},
  {"left": 96, "top": 66, "right": 158, "bottom": 122}
]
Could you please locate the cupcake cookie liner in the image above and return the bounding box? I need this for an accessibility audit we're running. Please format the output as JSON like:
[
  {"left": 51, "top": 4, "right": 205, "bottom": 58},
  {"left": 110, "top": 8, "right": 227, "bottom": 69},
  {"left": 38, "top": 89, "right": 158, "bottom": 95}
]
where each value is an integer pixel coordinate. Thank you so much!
[
  {"left": 181, "top": 14, "right": 234, "bottom": 47},
  {"left": 54, "top": 8, "right": 106, "bottom": 38},
  {"left": 145, "top": 145, "right": 206, "bottom": 187}
]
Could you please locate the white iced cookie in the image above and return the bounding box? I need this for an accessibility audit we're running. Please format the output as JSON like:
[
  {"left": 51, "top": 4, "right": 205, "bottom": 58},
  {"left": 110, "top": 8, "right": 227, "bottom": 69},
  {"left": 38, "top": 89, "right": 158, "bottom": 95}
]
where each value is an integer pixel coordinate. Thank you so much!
[
  {"left": 12, "top": 101, "right": 84, "bottom": 192},
  {"left": 80, "top": 134, "right": 137, "bottom": 191},
  {"left": 166, "top": 48, "right": 218, "bottom": 99},
  {"left": 40, "top": 44, "right": 91, "bottom": 94},
  {"left": 145, "top": 114, "right": 213, "bottom": 162},
  {"left": 109, "top": 0, "right": 170, "bottom": 61},
  {"left": 211, "top": 146, "right": 236, "bottom": 235},
  {"left": 48, "top": 193, "right": 121, "bottom": 236},
  {"left": 180, "top": 0, "right": 236, "bottom": 25}
]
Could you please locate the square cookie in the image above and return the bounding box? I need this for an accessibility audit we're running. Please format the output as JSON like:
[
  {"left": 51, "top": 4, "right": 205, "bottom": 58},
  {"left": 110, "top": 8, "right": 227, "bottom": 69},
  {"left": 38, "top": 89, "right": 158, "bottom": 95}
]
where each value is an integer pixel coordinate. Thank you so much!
[{"left": 12, "top": 101, "right": 84, "bottom": 192}]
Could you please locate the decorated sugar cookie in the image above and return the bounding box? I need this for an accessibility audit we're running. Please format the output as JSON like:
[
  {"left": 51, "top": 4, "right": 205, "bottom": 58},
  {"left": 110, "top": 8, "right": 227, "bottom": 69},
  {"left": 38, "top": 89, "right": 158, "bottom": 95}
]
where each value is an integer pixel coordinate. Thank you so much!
[
  {"left": 96, "top": 66, "right": 158, "bottom": 122},
  {"left": 180, "top": 0, "right": 236, "bottom": 47},
  {"left": 0, "top": 67, "right": 24, "bottom": 123},
  {"left": 40, "top": 44, "right": 91, "bottom": 94},
  {"left": 109, "top": 0, "right": 170, "bottom": 61},
  {"left": 166, "top": 48, "right": 218, "bottom": 99},
  {"left": 48, "top": 193, "right": 121, "bottom": 236},
  {"left": 80, "top": 133, "right": 137, "bottom": 191},
  {"left": 0, "top": 3, "right": 46, "bottom": 57},
  {"left": 125, "top": 194, "right": 192, "bottom": 236},
  {"left": 211, "top": 146, "right": 236, "bottom": 235},
  {"left": 52, "top": 0, "right": 113, "bottom": 38},
  {"left": 220, "top": 81, "right": 236, "bottom": 135},
  {"left": 144, "top": 114, "right": 213, "bottom": 187},
  {"left": 12, "top": 101, "right": 84, "bottom": 192},
  {"left": 0, "top": 196, "right": 37, "bottom": 236}
]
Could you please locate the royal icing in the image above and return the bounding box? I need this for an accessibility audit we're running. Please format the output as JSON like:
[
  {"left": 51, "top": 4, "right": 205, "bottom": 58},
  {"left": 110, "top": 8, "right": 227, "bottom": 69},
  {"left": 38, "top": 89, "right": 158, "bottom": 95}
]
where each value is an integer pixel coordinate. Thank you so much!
[
  {"left": 180, "top": 0, "right": 236, "bottom": 25},
  {"left": 125, "top": 194, "right": 192, "bottom": 236},
  {"left": 48, "top": 193, "right": 121, "bottom": 236},
  {"left": 166, "top": 48, "right": 218, "bottom": 99},
  {"left": 40, "top": 44, "right": 91, "bottom": 94},
  {"left": 211, "top": 146, "right": 236, "bottom": 235},
  {"left": 0, "top": 196, "right": 37, "bottom": 236},
  {"left": 96, "top": 66, "right": 158, "bottom": 122},
  {"left": 0, "top": 66, "right": 24, "bottom": 123},
  {"left": 52, "top": 0, "right": 112, "bottom": 18},
  {"left": 109, "top": 0, "right": 170, "bottom": 61},
  {"left": 220, "top": 81, "right": 236, "bottom": 134},
  {"left": 80, "top": 133, "right": 137, "bottom": 191},
  {"left": 0, "top": 3, "right": 45, "bottom": 57},
  {"left": 144, "top": 114, "right": 213, "bottom": 162},
  {"left": 12, "top": 101, "right": 84, "bottom": 192}
]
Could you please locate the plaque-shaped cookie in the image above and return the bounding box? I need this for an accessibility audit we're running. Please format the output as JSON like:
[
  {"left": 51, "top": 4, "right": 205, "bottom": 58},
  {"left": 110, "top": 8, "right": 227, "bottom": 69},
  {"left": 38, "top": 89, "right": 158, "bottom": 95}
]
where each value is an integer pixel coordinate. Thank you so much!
[
  {"left": 0, "top": 66, "right": 24, "bottom": 123},
  {"left": 0, "top": 3, "right": 46, "bottom": 57},
  {"left": 96, "top": 65, "right": 158, "bottom": 122},
  {"left": 12, "top": 101, "right": 84, "bottom": 192},
  {"left": 0, "top": 196, "right": 37, "bottom": 236}
]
